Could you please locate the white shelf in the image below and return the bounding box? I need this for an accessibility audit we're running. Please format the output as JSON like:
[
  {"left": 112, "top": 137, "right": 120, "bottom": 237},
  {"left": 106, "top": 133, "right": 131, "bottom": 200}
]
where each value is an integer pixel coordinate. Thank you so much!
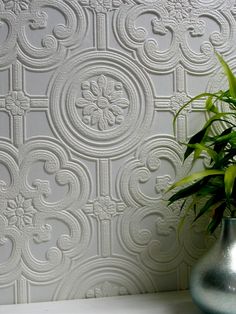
[{"left": 0, "top": 291, "right": 203, "bottom": 314}]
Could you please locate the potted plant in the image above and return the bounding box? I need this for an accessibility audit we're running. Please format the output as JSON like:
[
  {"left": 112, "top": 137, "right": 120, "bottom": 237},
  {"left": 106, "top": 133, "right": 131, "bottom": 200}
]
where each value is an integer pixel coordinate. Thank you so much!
[
  {"left": 167, "top": 53, "right": 236, "bottom": 314},
  {"left": 168, "top": 53, "right": 236, "bottom": 233}
]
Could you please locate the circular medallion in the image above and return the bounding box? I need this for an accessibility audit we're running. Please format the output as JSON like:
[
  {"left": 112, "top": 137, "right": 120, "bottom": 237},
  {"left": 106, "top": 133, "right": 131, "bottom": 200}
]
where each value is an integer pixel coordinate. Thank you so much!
[{"left": 49, "top": 51, "right": 153, "bottom": 157}]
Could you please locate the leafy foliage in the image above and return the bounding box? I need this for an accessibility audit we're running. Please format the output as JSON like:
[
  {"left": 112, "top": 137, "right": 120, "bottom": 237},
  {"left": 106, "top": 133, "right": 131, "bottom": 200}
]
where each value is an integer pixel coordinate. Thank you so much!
[{"left": 168, "top": 53, "right": 236, "bottom": 233}]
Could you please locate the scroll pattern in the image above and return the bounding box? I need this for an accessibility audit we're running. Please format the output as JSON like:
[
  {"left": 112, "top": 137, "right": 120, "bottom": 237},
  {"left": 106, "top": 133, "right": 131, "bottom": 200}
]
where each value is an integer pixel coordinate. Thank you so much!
[{"left": 0, "top": 0, "right": 234, "bottom": 303}]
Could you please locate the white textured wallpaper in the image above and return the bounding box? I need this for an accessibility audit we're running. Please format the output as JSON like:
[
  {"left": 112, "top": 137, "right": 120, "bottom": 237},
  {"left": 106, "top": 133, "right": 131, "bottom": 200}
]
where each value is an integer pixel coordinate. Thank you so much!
[{"left": 0, "top": 0, "right": 235, "bottom": 305}]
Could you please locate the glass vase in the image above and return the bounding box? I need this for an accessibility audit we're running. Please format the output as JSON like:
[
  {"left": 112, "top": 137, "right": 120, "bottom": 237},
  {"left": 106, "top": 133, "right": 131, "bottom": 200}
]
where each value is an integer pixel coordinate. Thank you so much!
[{"left": 190, "top": 217, "right": 236, "bottom": 314}]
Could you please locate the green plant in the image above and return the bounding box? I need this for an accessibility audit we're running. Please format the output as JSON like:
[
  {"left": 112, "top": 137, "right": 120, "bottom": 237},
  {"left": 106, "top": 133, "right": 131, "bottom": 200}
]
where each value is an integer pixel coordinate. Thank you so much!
[{"left": 167, "top": 53, "right": 236, "bottom": 233}]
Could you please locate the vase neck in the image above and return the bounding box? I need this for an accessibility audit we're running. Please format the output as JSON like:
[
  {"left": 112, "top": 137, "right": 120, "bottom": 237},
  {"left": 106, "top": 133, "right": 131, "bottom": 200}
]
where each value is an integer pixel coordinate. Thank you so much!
[{"left": 220, "top": 218, "right": 236, "bottom": 245}]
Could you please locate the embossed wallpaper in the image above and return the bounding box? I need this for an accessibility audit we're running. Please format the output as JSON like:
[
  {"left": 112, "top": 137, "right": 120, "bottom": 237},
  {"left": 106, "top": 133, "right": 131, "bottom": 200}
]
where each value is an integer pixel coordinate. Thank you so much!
[{"left": 0, "top": 0, "right": 235, "bottom": 305}]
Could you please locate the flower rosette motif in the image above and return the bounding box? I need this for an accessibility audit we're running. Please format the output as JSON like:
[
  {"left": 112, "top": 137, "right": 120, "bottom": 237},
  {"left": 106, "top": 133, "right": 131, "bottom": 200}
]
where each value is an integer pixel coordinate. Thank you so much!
[
  {"left": 50, "top": 50, "right": 153, "bottom": 157},
  {"left": 4, "top": 194, "right": 36, "bottom": 230},
  {"left": 0, "top": 139, "right": 91, "bottom": 287},
  {"left": 78, "top": 0, "right": 123, "bottom": 13},
  {"left": 93, "top": 196, "right": 117, "bottom": 220},
  {"left": 76, "top": 75, "right": 129, "bottom": 131},
  {"left": 3, "top": 0, "right": 31, "bottom": 14},
  {"left": 5, "top": 91, "right": 30, "bottom": 116},
  {"left": 166, "top": 0, "right": 191, "bottom": 22},
  {"left": 170, "top": 92, "right": 190, "bottom": 115}
]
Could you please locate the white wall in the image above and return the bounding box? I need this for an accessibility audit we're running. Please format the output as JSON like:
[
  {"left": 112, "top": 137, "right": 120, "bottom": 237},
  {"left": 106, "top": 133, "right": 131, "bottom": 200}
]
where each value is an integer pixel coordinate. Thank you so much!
[{"left": 0, "top": 0, "right": 233, "bottom": 304}]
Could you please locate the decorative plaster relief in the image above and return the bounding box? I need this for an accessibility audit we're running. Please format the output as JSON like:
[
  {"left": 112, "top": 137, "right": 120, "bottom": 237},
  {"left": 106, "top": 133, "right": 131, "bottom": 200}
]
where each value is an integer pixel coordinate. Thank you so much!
[
  {"left": 4, "top": 194, "right": 36, "bottom": 230},
  {"left": 0, "top": 0, "right": 235, "bottom": 304},
  {"left": 49, "top": 50, "right": 153, "bottom": 157},
  {"left": 86, "top": 281, "right": 128, "bottom": 298},
  {"left": 54, "top": 257, "right": 156, "bottom": 300},
  {"left": 76, "top": 74, "right": 129, "bottom": 131},
  {"left": 114, "top": 1, "right": 236, "bottom": 71},
  {"left": 0, "top": 0, "right": 88, "bottom": 68},
  {"left": 3, "top": 0, "right": 32, "bottom": 15},
  {"left": 5, "top": 91, "right": 30, "bottom": 116},
  {"left": 78, "top": 0, "right": 124, "bottom": 13},
  {"left": 0, "top": 139, "right": 91, "bottom": 286}
]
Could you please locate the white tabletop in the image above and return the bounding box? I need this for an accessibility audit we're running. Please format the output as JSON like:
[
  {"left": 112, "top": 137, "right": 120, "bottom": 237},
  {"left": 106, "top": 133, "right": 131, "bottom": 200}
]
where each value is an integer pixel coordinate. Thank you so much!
[{"left": 0, "top": 291, "right": 203, "bottom": 314}]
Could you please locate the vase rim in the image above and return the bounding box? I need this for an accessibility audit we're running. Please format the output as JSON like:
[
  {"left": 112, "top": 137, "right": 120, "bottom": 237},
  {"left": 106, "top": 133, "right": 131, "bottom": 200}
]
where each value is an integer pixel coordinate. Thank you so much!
[{"left": 223, "top": 217, "right": 236, "bottom": 221}]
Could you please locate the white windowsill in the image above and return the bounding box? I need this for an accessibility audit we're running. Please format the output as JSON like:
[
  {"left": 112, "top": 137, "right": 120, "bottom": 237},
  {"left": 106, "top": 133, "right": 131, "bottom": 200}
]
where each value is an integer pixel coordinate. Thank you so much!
[{"left": 0, "top": 291, "right": 203, "bottom": 314}]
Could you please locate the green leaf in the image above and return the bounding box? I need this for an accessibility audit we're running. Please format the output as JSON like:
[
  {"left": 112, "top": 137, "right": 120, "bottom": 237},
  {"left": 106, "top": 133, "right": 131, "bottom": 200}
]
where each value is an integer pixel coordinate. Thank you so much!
[
  {"left": 177, "top": 198, "right": 196, "bottom": 233},
  {"left": 186, "top": 143, "right": 218, "bottom": 162},
  {"left": 224, "top": 164, "right": 236, "bottom": 200},
  {"left": 167, "top": 169, "right": 224, "bottom": 192},
  {"left": 193, "top": 197, "right": 224, "bottom": 222},
  {"left": 203, "top": 112, "right": 234, "bottom": 129},
  {"left": 212, "top": 128, "right": 234, "bottom": 165},
  {"left": 183, "top": 113, "right": 234, "bottom": 161},
  {"left": 207, "top": 202, "right": 226, "bottom": 233},
  {"left": 216, "top": 53, "right": 236, "bottom": 98},
  {"left": 220, "top": 148, "right": 236, "bottom": 166},
  {"left": 196, "top": 179, "right": 224, "bottom": 197},
  {"left": 173, "top": 92, "right": 218, "bottom": 125},
  {"left": 205, "top": 95, "right": 218, "bottom": 114},
  {"left": 168, "top": 178, "right": 207, "bottom": 204},
  {"left": 221, "top": 95, "right": 236, "bottom": 107},
  {"left": 214, "top": 130, "right": 236, "bottom": 144},
  {"left": 184, "top": 128, "right": 207, "bottom": 160}
]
